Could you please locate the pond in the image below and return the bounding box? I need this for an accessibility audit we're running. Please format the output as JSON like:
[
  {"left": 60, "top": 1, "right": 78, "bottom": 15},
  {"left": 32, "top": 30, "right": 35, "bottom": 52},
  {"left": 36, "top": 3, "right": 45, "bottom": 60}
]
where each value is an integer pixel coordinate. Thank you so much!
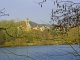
[{"left": 0, "top": 45, "right": 80, "bottom": 60}]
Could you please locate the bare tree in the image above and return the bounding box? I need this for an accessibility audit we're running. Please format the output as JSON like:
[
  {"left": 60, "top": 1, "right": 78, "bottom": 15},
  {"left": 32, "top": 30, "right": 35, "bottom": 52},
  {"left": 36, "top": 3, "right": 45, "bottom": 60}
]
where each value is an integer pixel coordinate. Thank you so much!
[
  {"left": 34, "top": 0, "right": 80, "bottom": 59},
  {"left": 0, "top": 8, "right": 9, "bottom": 17}
]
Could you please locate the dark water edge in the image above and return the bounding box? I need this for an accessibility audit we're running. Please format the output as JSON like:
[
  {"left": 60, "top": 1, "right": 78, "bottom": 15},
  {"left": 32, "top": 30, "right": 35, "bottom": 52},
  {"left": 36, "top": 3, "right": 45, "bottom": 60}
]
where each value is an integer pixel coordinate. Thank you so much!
[{"left": 0, "top": 44, "right": 80, "bottom": 48}]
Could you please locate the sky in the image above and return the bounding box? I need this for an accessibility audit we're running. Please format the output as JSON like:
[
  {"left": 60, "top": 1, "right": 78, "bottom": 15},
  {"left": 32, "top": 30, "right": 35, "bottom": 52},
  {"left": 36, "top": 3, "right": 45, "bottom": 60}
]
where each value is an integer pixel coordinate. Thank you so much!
[{"left": 0, "top": 0, "right": 80, "bottom": 24}]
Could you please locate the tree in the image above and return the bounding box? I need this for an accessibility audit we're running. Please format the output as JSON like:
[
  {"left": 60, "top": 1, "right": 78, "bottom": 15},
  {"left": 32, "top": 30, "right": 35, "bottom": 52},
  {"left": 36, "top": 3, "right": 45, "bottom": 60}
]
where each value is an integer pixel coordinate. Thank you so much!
[
  {"left": 35, "top": 0, "right": 80, "bottom": 58},
  {"left": 0, "top": 8, "right": 9, "bottom": 17},
  {"left": 0, "top": 30, "right": 6, "bottom": 45}
]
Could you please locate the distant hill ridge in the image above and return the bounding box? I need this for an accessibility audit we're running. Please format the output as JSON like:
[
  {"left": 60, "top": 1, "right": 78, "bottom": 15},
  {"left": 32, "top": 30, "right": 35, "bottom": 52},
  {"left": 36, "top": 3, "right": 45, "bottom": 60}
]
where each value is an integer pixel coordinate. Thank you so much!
[{"left": 29, "top": 21, "right": 48, "bottom": 27}]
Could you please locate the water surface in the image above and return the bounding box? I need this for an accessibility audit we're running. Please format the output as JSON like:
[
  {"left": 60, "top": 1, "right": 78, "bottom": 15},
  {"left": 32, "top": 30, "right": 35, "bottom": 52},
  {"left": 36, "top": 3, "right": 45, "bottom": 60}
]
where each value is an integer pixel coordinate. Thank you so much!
[{"left": 0, "top": 45, "right": 80, "bottom": 60}]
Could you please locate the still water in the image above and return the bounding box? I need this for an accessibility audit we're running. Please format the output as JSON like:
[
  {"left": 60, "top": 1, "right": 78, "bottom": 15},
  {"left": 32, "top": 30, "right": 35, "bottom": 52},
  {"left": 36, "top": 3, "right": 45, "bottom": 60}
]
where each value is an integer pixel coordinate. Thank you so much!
[{"left": 0, "top": 45, "right": 80, "bottom": 60}]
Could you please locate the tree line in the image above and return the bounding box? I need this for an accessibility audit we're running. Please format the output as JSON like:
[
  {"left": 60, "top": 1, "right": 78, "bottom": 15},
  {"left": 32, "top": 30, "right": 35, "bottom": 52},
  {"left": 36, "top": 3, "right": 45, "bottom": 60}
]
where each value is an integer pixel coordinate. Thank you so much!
[{"left": 0, "top": 19, "right": 80, "bottom": 47}]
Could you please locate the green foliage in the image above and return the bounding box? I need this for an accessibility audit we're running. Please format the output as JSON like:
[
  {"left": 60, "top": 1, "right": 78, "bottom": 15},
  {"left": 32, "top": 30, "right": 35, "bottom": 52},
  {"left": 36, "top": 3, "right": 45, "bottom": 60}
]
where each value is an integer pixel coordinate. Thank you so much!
[
  {"left": 0, "top": 20, "right": 9, "bottom": 28},
  {"left": 0, "top": 19, "right": 80, "bottom": 46},
  {"left": 0, "top": 30, "right": 6, "bottom": 45}
]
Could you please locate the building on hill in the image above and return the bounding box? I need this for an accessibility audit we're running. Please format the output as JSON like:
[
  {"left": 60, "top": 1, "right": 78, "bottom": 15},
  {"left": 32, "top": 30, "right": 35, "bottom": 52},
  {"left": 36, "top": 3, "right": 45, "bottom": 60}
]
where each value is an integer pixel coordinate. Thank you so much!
[
  {"left": 17, "top": 18, "right": 50, "bottom": 33},
  {"left": 25, "top": 18, "right": 31, "bottom": 31},
  {"left": 32, "top": 25, "right": 50, "bottom": 32},
  {"left": 18, "top": 18, "right": 31, "bottom": 32},
  {"left": 32, "top": 25, "right": 39, "bottom": 31},
  {"left": 39, "top": 26, "right": 45, "bottom": 31}
]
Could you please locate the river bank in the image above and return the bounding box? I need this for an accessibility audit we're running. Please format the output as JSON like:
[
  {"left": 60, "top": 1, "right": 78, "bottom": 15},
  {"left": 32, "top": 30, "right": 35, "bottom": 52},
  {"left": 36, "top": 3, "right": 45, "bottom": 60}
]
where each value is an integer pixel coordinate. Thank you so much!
[{"left": 0, "top": 39, "right": 79, "bottom": 47}]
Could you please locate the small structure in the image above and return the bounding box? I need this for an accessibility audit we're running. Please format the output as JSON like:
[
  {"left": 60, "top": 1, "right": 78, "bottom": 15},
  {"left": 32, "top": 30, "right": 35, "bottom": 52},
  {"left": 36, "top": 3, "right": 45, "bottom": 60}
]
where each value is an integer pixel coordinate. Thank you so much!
[
  {"left": 18, "top": 18, "right": 31, "bottom": 32},
  {"left": 17, "top": 18, "right": 50, "bottom": 33},
  {"left": 39, "top": 26, "right": 45, "bottom": 31},
  {"left": 21, "top": 18, "right": 31, "bottom": 31},
  {"left": 32, "top": 26, "right": 46, "bottom": 32}
]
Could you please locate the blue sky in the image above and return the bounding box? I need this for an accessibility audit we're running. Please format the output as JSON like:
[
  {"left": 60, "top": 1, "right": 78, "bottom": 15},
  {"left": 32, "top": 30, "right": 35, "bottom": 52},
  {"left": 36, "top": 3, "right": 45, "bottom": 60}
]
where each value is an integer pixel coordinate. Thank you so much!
[{"left": 0, "top": 0, "right": 79, "bottom": 24}]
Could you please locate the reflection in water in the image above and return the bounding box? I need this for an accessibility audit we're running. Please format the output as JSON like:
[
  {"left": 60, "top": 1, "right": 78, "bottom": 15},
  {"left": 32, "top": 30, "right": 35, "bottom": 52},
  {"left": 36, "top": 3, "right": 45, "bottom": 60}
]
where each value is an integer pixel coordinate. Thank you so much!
[{"left": 0, "top": 45, "right": 80, "bottom": 60}]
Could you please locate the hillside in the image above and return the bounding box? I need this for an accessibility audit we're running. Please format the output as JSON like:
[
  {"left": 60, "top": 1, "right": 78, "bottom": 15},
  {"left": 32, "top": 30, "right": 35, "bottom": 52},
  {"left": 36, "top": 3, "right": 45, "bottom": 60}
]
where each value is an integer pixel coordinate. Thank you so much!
[
  {"left": 29, "top": 21, "right": 48, "bottom": 27},
  {"left": 0, "top": 20, "right": 80, "bottom": 47}
]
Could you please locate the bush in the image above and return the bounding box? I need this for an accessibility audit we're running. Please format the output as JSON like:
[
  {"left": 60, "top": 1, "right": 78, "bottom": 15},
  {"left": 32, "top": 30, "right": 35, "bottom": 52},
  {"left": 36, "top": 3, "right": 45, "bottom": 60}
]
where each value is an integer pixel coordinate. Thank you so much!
[{"left": 0, "top": 30, "right": 6, "bottom": 45}]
